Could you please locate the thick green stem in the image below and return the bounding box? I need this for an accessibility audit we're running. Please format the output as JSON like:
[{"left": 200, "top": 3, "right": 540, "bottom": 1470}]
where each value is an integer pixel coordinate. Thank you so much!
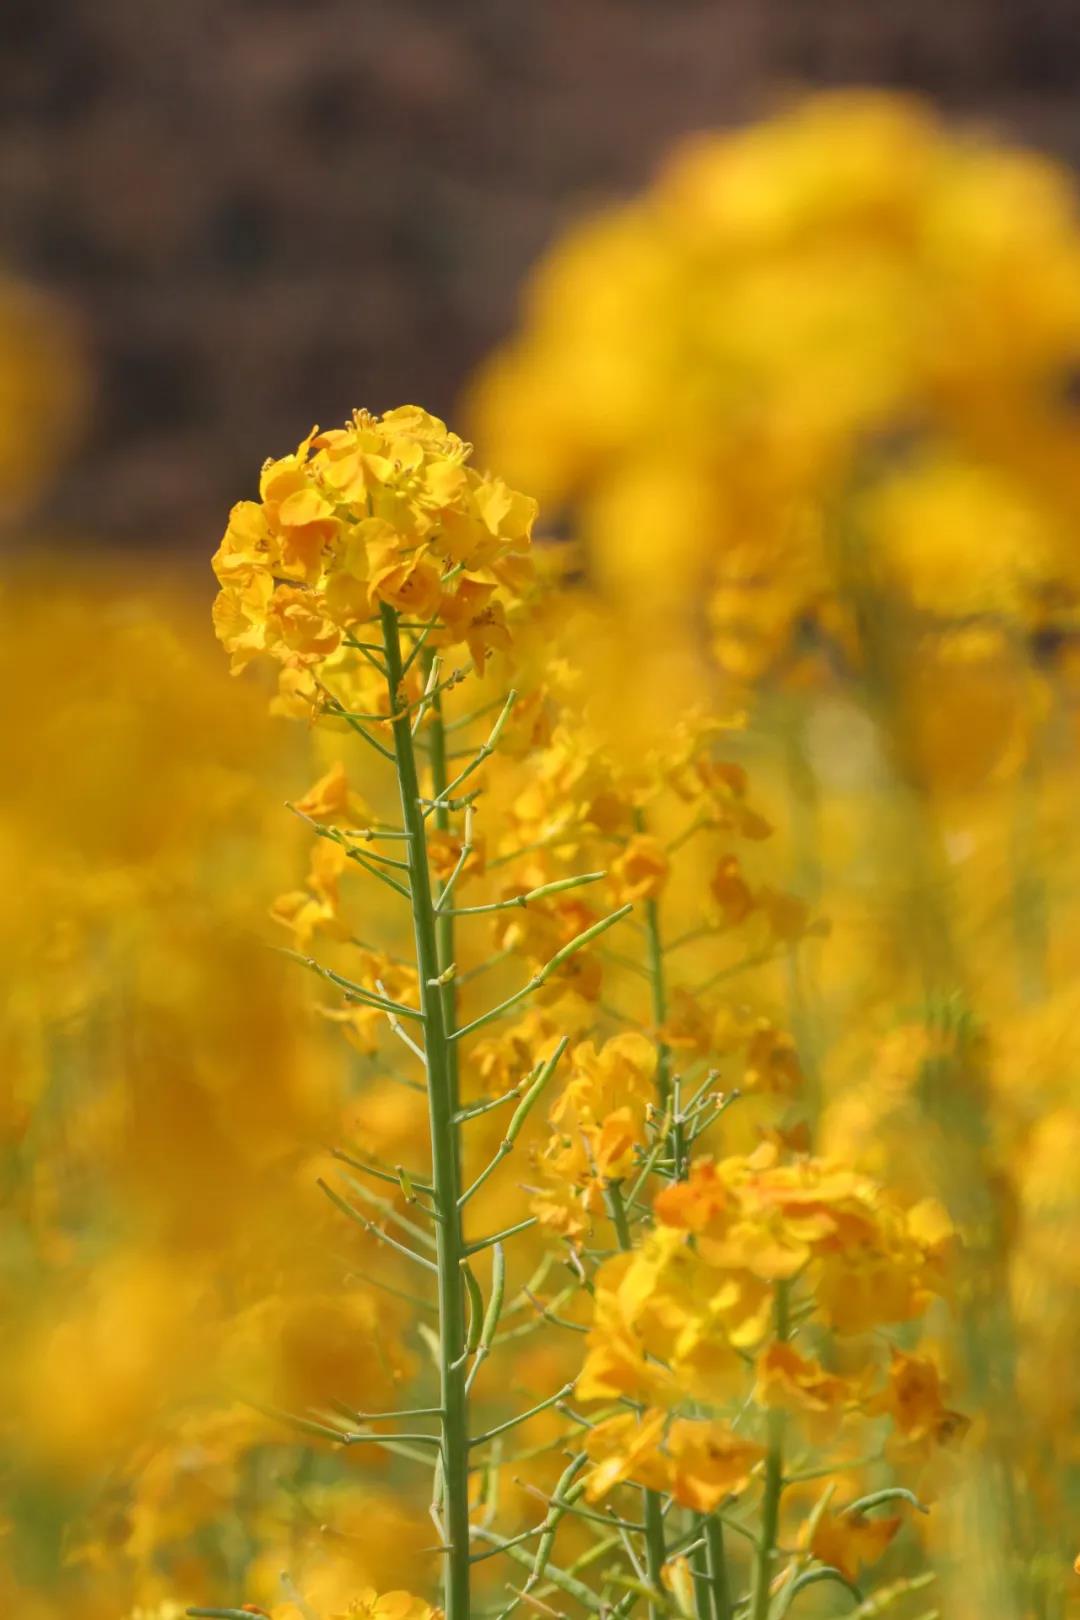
[
  {"left": 605, "top": 1180, "right": 633, "bottom": 1250},
  {"left": 382, "top": 605, "right": 470, "bottom": 1620},
  {"left": 750, "top": 1285, "right": 789, "bottom": 1620},
  {"left": 640, "top": 1492, "right": 667, "bottom": 1618},
  {"left": 691, "top": 1519, "right": 713, "bottom": 1620},
  {"left": 703, "top": 1514, "right": 731, "bottom": 1620}
]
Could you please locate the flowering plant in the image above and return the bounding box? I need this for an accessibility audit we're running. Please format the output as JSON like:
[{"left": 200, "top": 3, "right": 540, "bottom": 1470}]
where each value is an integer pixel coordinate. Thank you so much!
[{"left": 192, "top": 405, "right": 964, "bottom": 1620}]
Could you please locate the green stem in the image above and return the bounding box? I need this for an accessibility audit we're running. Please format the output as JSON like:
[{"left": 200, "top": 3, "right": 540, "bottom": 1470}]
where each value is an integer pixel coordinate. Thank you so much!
[
  {"left": 691, "top": 1518, "right": 713, "bottom": 1620},
  {"left": 703, "top": 1514, "right": 731, "bottom": 1620},
  {"left": 1009, "top": 746, "right": 1048, "bottom": 1005},
  {"left": 635, "top": 807, "right": 685, "bottom": 1614},
  {"left": 634, "top": 808, "right": 682, "bottom": 1172},
  {"left": 605, "top": 1181, "right": 666, "bottom": 1618},
  {"left": 425, "top": 661, "right": 461, "bottom": 1123},
  {"left": 605, "top": 1180, "right": 633, "bottom": 1250},
  {"left": 643, "top": 898, "right": 671, "bottom": 1094},
  {"left": 750, "top": 1285, "right": 789, "bottom": 1620},
  {"left": 640, "top": 1493, "right": 667, "bottom": 1619},
  {"left": 382, "top": 604, "right": 470, "bottom": 1620}
]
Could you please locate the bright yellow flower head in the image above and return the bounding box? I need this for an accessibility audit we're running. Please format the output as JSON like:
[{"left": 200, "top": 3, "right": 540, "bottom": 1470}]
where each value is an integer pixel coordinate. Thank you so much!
[
  {"left": 213, "top": 406, "right": 537, "bottom": 696},
  {"left": 575, "top": 1139, "right": 957, "bottom": 1463}
]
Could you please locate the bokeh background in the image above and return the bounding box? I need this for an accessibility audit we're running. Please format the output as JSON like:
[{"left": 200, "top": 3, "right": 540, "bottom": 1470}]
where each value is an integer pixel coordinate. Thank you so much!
[
  {"left": 4, "top": 0, "right": 1080, "bottom": 549},
  {"left": 6, "top": 7, "right": 1080, "bottom": 1620}
]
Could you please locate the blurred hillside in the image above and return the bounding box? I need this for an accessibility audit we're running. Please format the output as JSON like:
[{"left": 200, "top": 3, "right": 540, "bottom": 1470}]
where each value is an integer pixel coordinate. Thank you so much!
[{"left": 3, "top": 0, "right": 1080, "bottom": 547}]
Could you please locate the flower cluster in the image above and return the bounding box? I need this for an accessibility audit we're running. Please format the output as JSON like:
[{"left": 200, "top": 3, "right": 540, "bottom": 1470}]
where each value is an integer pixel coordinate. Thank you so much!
[
  {"left": 213, "top": 405, "right": 536, "bottom": 710},
  {"left": 574, "top": 1144, "right": 964, "bottom": 1581},
  {"left": 469, "top": 92, "right": 1080, "bottom": 721}
]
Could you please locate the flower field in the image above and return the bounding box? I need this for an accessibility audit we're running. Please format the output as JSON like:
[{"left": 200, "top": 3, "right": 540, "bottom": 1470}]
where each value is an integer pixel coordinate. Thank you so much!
[{"left": 3, "top": 91, "right": 1079, "bottom": 1620}]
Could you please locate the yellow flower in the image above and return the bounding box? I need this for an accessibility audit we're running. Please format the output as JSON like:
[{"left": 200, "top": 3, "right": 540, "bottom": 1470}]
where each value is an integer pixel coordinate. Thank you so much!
[
  {"left": 271, "top": 840, "right": 349, "bottom": 947},
  {"left": 872, "top": 1349, "right": 970, "bottom": 1464},
  {"left": 437, "top": 577, "right": 511, "bottom": 671},
  {"left": 742, "top": 1019, "right": 803, "bottom": 1095},
  {"left": 293, "top": 761, "right": 371, "bottom": 827},
  {"left": 334, "top": 1590, "right": 441, "bottom": 1620},
  {"left": 533, "top": 1034, "right": 658, "bottom": 1234},
  {"left": 212, "top": 406, "right": 536, "bottom": 701},
  {"left": 652, "top": 1147, "right": 951, "bottom": 1335},
  {"left": 556, "top": 1032, "right": 658, "bottom": 1121},
  {"left": 610, "top": 834, "right": 670, "bottom": 903},
  {"left": 710, "top": 854, "right": 756, "bottom": 928},
  {"left": 753, "top": 1342, "right": 862, "bottom": 1443},
  {"left": 658, "top": 986, "right": 714, "bottom": 1055},
  {"left": 809, "top": 1507, "right": 902, "bottom": 1582},
  {"left": 581, "top": 1411, "right": 763, "bottom": 1511},
  {"left": 663, "top": 1419, "right": 764, "bottom": 1511},
  {"left": 583, "top": 1409, "right": 669, "bottom": 1500},
  {"left": 367, "top": 538, "right": 444, "bottom": 620},
  {"left": 267, "top": 585, "right": 342, "bottom": 661},
  {"left": 661, "top": 1557, "right": 697, "bottom": 1617},
  {"left": 427, "top": 828, "right": 486, "bottom": 887}
]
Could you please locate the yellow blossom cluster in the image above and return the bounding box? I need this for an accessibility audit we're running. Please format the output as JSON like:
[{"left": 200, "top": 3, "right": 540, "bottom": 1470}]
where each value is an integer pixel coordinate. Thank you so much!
[
  {"left": 574, "top": 1144, "right": 964, "bottom": 1557},
  {"left": 470, "top": 92, "right": 1080, "bottom": 688},
  {"left": 212, "top": 405, "right": 536, "bottom": 716}
]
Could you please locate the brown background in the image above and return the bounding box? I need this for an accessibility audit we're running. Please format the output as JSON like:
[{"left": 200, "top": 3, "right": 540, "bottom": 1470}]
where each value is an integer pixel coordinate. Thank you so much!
[{"left": 4, "top": 0, "right": 1080, "bottom": 549}]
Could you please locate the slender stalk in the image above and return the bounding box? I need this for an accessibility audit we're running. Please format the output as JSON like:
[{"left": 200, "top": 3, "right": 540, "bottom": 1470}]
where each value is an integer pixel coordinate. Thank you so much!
[
  {"left": 637, "top": 816, "right": 734, "bottom": 1620},
  {"left": 606, "top": 1182, "right": 666, "bottom": 1618},
  {"left": 466, "top": 1216, "right": 537, "bottom": 1254},
  {"left": 634, "top": 807, "right": 683, "bottom": 1173},
  {"left": 189, "top": 1610, "right": 272, "bottom": 1619},
  {"left": 1009, "top": 742, "right": 1048, "bottom": 1004},
  {"left": 424, "top": 690, "right": 516, "bottom": 814},
  {"left": 382, "top": 604, "right": 471, "bottom": 1620},
  {"left": 450, "top": 905, "right": 632, "bottom": 1043},
  {"left": 469, "top": 1528, "right": 607, "bottom": 1613},
  {"left": 644, "top": 903, "right": 681, "bottom": 1163},
  {"left": 469, "top": 1383, "right": 574, "bottom": 1448},
  {"left": 750, "top": 1284, "right": 789, "bottom": 1620},
  {"left": 425, "top": 662, "right": 461, "bottom": 1126}
]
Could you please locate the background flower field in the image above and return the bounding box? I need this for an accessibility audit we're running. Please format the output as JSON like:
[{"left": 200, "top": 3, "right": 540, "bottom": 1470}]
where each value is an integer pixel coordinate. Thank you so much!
[{"left": 2, "top": 20, "right": 1079, "bottom": 1620}]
